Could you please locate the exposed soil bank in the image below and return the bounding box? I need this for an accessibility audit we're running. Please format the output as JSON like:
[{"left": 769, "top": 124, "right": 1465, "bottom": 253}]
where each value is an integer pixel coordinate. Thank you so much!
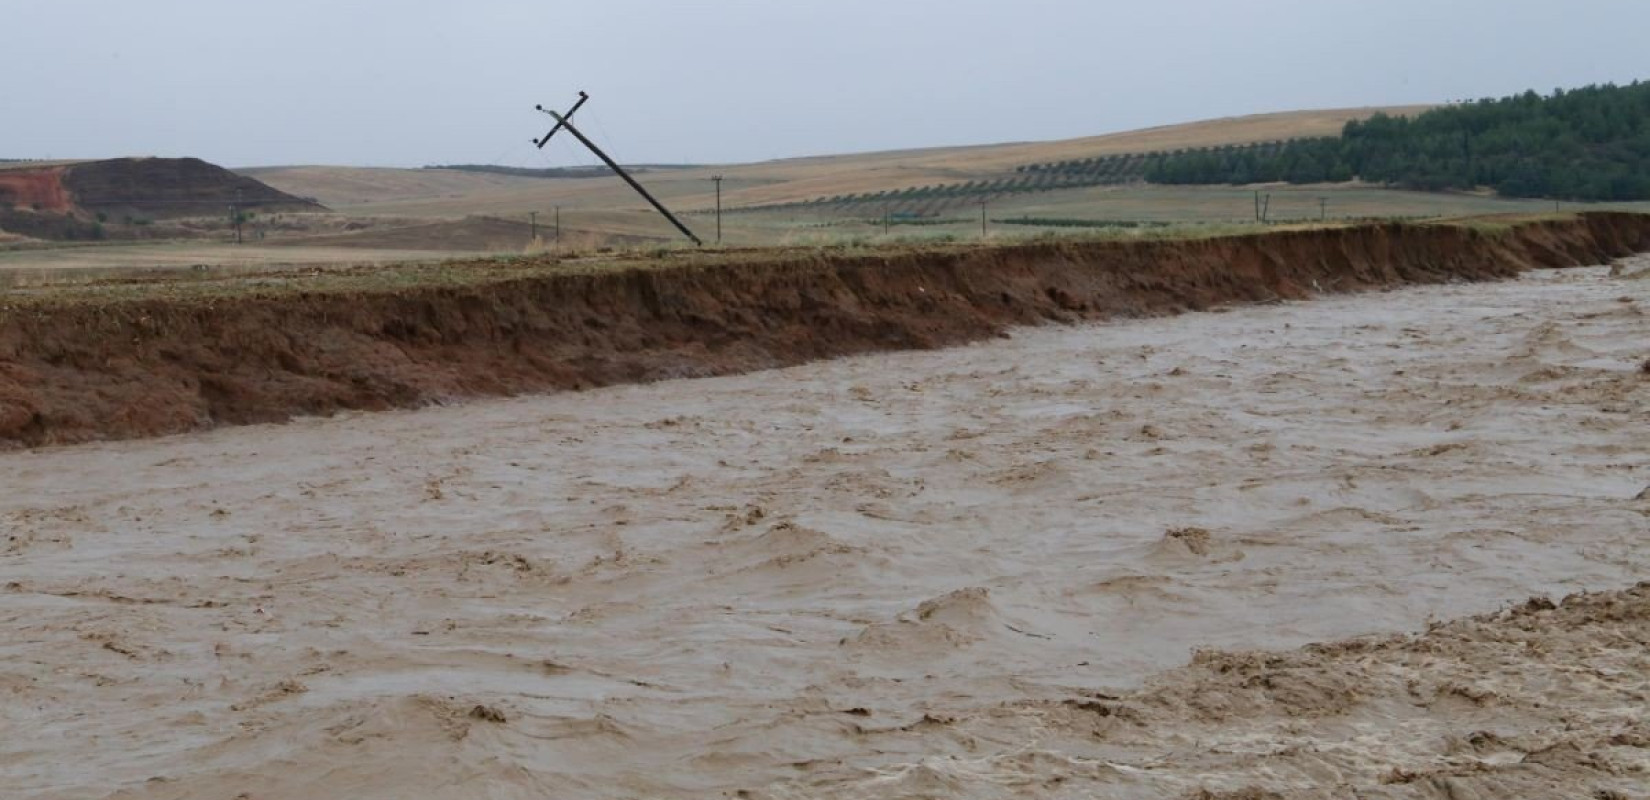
[{"left": 3, "top": 213, "right": 1649, "bottom": 446}]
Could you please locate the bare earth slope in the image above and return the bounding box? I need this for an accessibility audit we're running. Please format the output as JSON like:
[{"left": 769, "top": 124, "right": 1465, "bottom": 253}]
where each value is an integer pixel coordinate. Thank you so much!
[
  {"left": 2, "top": 262, "right": 1646, "bottom": 799},
  {"left": 1, "top": 213, "right": 1646, "bottom": 447}
]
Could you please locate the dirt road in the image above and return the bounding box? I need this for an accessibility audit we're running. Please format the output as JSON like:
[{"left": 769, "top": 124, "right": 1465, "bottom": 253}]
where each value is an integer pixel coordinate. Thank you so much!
[{"left": 3, "top": 264, "right": 1646, "bottom": 798}]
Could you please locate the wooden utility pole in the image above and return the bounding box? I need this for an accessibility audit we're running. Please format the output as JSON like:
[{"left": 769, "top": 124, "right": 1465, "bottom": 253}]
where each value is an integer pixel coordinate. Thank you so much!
[
  {"left": 1319, "top": 197, "right": 1327, "bottom": 221},
  {"left": 555, "top": 206, "right": 561, "bottom": 244},
  {"left": 712, "top": 175, "right": 724, "bottom": 245},
  {"left": 979, "top": 198, "right": 988, "bottom": 238},
  {"left": 530, "top": 211, "right": 538, "bottom": 241},
  {"left": 534, "top": 94, "right": 701, "bottom": 246}
]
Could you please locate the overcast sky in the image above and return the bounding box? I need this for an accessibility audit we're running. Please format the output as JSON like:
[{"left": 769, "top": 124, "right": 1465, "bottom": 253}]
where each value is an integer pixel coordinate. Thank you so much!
[{"left": 5, "top": 0, "right": 1647, "bottom": 168}]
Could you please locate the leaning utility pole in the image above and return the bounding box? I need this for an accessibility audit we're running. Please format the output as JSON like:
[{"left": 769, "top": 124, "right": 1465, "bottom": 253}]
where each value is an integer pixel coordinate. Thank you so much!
[{"left": 533, "top": 92, "right": 702, "bottom": 246}]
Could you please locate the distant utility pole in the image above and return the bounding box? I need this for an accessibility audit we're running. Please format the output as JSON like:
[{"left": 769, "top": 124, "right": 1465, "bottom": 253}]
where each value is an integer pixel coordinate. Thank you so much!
[
  {"left": 233, "top": 188, "right": 244, "bottom": 245},
  {"left": 883, "top": 205, "right": 891, "bottom": 235},
  {"left": 555, "top": 206, "right": 561, "bottom": 244},
  {"left": 530, "top": 210, "right": 538, "bottom": 241},
  {"left": 1319, "top": 197, "right": 1327, "bottom": 222},
  {"left": 711, "top": 175, "right": 724, "bottom": 245},
  {"left": 979, "top": 198, "right": 988, "bottom": 238},
  {"left": 1254, "top": 190, "right": 1260, "bottom": 222}
]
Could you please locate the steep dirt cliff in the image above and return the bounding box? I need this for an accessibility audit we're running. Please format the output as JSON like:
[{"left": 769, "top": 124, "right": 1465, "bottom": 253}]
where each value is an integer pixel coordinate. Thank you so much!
[
  {"left": 2, "top": 213, "right": 1648, "bottom": 447},
  {"left": 0, "top": 166, "right": 74, "bottom": 213}
]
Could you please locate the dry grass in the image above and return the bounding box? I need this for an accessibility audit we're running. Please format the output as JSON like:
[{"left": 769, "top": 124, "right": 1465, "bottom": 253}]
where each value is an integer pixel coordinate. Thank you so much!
[
  {"left": 0, "top": 214, "right": 1584, "bottom": 310},
  {"left": 0, "top": 159, "right": 90, "bottom": 172},
  {"left": 227, "top": 181, "right": 1647, "bottom": 254},
  {"left": 236, "top": 165, "right": 535, "bottom": 208},
  {"left": 0, "top": 242, "right": 458, "bottom": 289},
  {"left": 250, "top": 106, "right": 1433, "bottom": 217}
]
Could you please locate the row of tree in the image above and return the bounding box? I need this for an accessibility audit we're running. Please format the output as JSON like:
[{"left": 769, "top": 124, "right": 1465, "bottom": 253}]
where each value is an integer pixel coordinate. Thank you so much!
[{"left": 1145, "top": 82, "right": 1650, "bottom": 201}]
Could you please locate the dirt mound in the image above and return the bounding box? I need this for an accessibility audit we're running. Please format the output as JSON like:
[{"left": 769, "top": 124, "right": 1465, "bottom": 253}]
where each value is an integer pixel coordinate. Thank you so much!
[
  {"left": 63, "top": 157, "right": 325, "bottom": 220},
  {"left": 0, "top": 158, "right": 324, "bottom": 241},
  {"left": 2, "top": 213, "right": 1648, "bottom": 447}
]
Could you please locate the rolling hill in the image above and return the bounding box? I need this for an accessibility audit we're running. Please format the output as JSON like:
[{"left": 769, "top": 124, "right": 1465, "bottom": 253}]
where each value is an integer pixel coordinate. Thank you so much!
[{"left": 244, "top": 105, "right": 1432, "bottom": 219}]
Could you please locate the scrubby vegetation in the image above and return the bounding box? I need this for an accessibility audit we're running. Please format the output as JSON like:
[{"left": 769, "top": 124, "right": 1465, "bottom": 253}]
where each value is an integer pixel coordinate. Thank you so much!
[
  {"left": 734, "top": 141, "right": 1305, "bottom": 217},
  {"left": 1146, "top": 82, "right": 1650, "bottom": 200}
]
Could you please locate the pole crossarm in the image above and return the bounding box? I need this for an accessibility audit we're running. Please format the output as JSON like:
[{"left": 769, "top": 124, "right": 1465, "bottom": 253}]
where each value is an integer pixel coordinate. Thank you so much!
[
  {"left": 535, "top": 99, "right": 702, "bottom": 246},
  {"left": 533, "top": 92, "right": 589, "bottom": 149}
]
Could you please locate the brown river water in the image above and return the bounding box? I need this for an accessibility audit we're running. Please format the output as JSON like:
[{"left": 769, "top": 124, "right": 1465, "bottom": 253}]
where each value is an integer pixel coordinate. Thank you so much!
[{"left": 3, "top": 264, "right": 1646, "bottom": 799}]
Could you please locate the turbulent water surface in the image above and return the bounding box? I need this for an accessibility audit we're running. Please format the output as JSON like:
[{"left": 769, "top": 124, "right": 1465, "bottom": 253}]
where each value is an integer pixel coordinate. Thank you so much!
[{"left": 3, "top": 264, "right": 1647, "bottom": 799}]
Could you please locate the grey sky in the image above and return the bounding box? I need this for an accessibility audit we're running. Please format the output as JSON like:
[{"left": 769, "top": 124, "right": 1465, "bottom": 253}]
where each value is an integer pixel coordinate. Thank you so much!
[{"left": 5, "top": 0, "right": 1647, "bottom": 168}]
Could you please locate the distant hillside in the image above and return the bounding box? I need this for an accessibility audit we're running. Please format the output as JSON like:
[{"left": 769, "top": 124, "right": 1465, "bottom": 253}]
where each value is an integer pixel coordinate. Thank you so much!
[
  {"left": 0, "top": 157, "right": 326, "bottom": 240},
  {"left": 425, "top": 164, "right": 620, "bottom": 180},
  {"left": 424, "top": 164, "right": 699, "bottom": 179},
  {"left": 247, "top": 106, "right": 1427, "bottom": 217},
  {"left": 1146, "top": 82, "right": 1650, "bottom": 200},
  {"left": 741, "top": 141, "right": 1308, "bottom": 216}
]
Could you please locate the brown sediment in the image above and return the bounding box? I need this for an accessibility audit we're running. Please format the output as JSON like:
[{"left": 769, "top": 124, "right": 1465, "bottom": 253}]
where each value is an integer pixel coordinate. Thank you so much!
[{"left": 3, "top": 212, "right": 1649, "bottom": 447}]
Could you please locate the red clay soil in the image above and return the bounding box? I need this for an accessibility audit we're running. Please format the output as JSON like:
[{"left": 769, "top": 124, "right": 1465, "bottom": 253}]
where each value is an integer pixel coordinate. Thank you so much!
[
  {"left": 2, "top": 213, "right": 1648, "bottom": 448},
  {"left": 0, "top": 159, "right": 323, "bottom": 241},
  {"left": 0, "top": 167, "right": 72, "bottom": 213}
]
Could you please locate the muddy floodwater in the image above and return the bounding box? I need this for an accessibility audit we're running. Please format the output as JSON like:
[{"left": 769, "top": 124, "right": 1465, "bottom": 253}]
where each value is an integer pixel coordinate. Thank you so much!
[{"left": 3, "top": 265, "right": 1647, "bottom": 799}]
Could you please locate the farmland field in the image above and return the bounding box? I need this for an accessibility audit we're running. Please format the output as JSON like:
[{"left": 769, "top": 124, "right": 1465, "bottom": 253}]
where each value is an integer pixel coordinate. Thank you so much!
[{"left": 0, "top": 242, "right": 457, "bottom": 287}]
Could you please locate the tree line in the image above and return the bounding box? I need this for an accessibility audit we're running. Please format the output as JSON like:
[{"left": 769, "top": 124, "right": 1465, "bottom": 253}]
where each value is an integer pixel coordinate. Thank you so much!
[{"left": 1145, "top": 81, "right": 1650, "bottom": 201}]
